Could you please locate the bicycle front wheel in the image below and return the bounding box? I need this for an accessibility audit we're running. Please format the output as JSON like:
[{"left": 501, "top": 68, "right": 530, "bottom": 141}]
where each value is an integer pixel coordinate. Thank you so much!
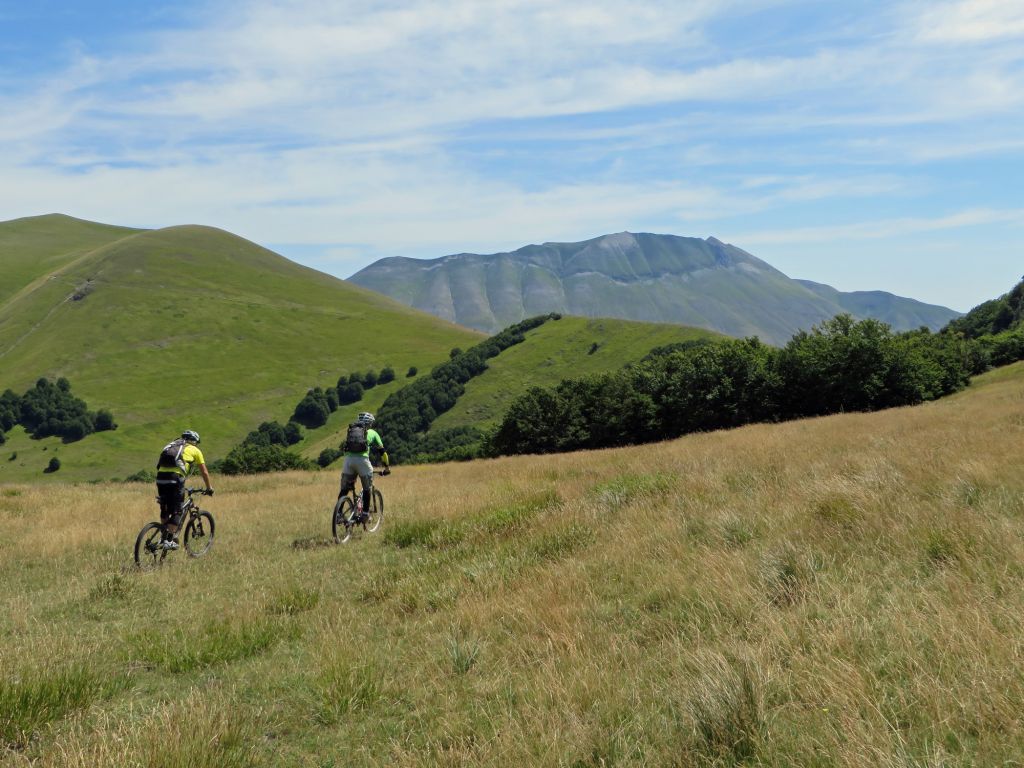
[
  {"left": 333, "top": 496, "right": 357, "bottom": 543},
  {"left": 366, "top": 489, "right": 384, "bottom": 533},
  {"left": 134, "top": 522, "right": 167, "bottom": 571},
  {"left": 183, "top": 511, "right": 215, "bottom": 558}
]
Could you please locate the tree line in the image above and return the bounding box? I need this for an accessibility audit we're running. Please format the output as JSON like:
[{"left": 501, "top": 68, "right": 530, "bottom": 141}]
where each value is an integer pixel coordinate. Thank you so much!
[
  {"left": 219, "top": 362, "right": 414, "bottom": 474},
  {"left": 0, "top": 377, "right": 116, "bottom": 446},
  {"left": 374, "top": 314, "right": 560, "bottom": 463},
  {"left": 482, "top": 277, "right": 1024, "bottom": 458},
  {"left": 482, "top": 316, "right": 970, "bottom": 456}
]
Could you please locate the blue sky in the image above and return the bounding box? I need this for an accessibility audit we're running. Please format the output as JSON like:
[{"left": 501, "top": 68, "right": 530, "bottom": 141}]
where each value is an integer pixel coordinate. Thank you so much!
[{"left": 2, "top": 0, "right": 1022, "bottom": 312}]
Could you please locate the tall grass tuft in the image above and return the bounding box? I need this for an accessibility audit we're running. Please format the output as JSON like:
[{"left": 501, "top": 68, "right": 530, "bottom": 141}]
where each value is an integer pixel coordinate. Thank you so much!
[
  {"left": 0, "top": 664, "right": 127, "bottom": 749},
  {"left": 127, "top": 617, "right": 285, "bottom": 674},
  {"left": 685, "top": 654, "right": 765, "bottom": 764},
  {"left": 446, "top": 631, "right": 481, "bottom": 675}
]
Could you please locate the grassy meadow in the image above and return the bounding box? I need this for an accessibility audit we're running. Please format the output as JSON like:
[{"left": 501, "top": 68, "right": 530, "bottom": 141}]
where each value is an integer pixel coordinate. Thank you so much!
[{"left": 3, "top": 363, "right": 1024, "bottom": 766}]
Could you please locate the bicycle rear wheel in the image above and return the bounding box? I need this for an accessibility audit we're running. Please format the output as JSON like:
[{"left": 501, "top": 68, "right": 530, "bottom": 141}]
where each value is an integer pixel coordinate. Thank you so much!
[
  {"left": 134, "top": 522, "right": 167, "bottom": 571},
  {"left": 183, "top": 511, "right": 215, "bottom": 558},
  {"left": 366, "top": 489, "right": 384, "bottom": 533},
  {"left": 333, "top": 496, "right": 358, "bottom": 543}
]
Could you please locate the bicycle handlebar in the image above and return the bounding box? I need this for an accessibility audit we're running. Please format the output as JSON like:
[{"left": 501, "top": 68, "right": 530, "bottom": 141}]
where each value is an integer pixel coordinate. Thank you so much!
[{"left": 185, "top": 487, "right": 212, "bottom": 495}]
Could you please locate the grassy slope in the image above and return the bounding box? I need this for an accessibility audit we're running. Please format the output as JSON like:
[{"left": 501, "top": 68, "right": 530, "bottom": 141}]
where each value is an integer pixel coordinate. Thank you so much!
[
  {"left": 431, "top": 316, "right": 723, "bottom": 432},
  {"left": 0, "top": 218, "right": 483, "bottom": 481},
  {"left": 0, "top": 214, "right": 141, "bottom": 305},
  {"left": 3, "top": 363, "right": 1024, "bottom": 765}
]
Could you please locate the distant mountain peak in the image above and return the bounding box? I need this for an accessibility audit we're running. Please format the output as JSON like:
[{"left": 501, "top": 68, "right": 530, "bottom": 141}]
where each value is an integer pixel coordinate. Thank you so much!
[{"left": 348, "top": 231, "right": 961, "bottom": 344}]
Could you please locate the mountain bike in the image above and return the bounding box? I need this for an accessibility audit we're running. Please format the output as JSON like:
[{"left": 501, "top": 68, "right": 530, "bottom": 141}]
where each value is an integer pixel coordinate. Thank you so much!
[
  {"left": 134, "top": 487, "right": 215, "bottom": 570},
  {"left": 332, "top": 471, "right": 385, "bottom": 544}
]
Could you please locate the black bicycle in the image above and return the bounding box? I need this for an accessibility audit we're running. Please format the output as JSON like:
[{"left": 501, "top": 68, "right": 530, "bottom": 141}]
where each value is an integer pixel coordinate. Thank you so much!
[
  {"left": 134, "top": 487, "right": 215, "bottom": 570},
  {"left": 332, "top": 471, "right": 385, "bottom": 544}
]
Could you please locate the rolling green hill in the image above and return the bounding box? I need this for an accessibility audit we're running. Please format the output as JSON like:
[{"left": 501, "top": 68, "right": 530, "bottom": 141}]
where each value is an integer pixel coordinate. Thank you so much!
[
  {"left": 0, "top": 215, "right": 484, "bottom": 482},
  {"left": 430, "top": 316, "right": 721, "bottom": 432}
]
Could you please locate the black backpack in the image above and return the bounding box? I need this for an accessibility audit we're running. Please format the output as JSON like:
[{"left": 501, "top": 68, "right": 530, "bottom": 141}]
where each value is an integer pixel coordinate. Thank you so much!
[
  {"left": 156, "top": 438, "right": 188, "bottom": 472},
  {"left": 344, "top": 423, "right": 368, "bottom": 453}
]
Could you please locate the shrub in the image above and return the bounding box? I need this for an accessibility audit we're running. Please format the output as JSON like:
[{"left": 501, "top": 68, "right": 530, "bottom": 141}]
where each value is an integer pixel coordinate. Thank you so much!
[
  {"left": 94, "top": 409, "right": 117, "bottom": 431},
  {"left": 318, "top": 447, "right": 341, "bottom": 468},
  {"left": 44, "top": 457, "right": 61, "bottom": 473},
  {"left": 406, "top": 366, "right": 418, "bottom": 378},
  {"left": 379, "top": 366, "right": 395, "bottom": 384},
  {"left": 284, "top": 421, "right": 303, "bottom": 445},
  {"left": 337, "top": 382, "right": 364, "bottom": 405},
  {"left": 292, "top": 389, "right": 331, "bottom": 428},
  {"left": 221, "top": 444, "right": 314, "bottom": 475}
]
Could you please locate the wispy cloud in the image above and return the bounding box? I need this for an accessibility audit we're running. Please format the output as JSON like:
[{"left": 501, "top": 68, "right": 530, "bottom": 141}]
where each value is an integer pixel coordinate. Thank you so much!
[
  {"left": 1, "top": 0, "right": 1022, "bottom": 308},
  {"left": 912, "top": 0, "right": 1024, "bottom": 43},
  {"left": 734, "top": 207, "right": 1024, "bottom": 246}
]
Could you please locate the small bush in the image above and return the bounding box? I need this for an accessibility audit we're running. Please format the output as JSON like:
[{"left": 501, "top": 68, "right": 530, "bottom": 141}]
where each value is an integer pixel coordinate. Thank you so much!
[
  {"left": 44, "top": 457, "right": 61, "bottom": 474},
  {"left": 406, "top": 366, "right": 418, "bottom": 378},
  {"left": 318, "top": 448, "right": 341, "bottom": 468}
]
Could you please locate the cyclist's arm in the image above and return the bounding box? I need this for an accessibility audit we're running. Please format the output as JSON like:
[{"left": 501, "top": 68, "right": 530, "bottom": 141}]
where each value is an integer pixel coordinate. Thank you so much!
[{"left": 198, "top": 462, "right": 213, "bottom": 492}]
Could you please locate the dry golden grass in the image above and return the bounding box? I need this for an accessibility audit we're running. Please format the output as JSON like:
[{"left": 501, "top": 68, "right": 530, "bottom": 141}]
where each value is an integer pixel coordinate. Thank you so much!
[{"left": 4, "top": 363, "right": 1024, "bottom": 766}]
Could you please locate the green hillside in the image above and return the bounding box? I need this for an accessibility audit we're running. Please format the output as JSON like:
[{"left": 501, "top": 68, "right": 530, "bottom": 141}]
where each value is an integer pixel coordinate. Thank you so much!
[
  {"left": 0, "top": 216, "right": 484, "bottom": 482},
  {"left": 431, "top": 316, "right": 722, "bottom": 432},
  {"left": 0, "top": 214, "right": 141, "bottom": 306}
]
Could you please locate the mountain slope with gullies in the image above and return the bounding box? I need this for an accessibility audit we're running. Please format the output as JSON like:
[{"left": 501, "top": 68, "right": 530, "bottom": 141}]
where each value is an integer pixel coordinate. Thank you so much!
[{"left": 348, "top": 232, "right": 960, "bottom": 344}]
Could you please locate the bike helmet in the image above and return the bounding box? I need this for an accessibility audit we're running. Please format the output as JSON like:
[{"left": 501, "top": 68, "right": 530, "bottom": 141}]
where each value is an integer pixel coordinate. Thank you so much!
[
  {"left": 182, "top": 429, "right": 201, "bottom": 444},
  {"left": 356, "top": 412, "right": 375, "bottom": 427}
]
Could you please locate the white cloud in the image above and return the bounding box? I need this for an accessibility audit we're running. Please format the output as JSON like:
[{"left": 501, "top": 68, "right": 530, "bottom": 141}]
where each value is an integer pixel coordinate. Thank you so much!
[
  {"left": 913, "top": 0, "right": 1024, "bottom": 42},
  {"left": 733, "top": 207, "right": 1024, "bottom": 246}
]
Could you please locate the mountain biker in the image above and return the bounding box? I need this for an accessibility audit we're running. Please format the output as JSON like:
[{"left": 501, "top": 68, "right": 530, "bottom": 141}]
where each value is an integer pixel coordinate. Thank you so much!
[
  {"left": 155, "top": 429, "right": 214, "bottom": 550},
  {"left": 338, "top": 412, "right": 389, "bottom": 518}
]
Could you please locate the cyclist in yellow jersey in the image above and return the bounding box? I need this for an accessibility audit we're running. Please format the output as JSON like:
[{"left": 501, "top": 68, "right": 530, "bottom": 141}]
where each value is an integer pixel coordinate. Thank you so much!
[{"left": 155, "top": 429, "right": 214, "bottom": 550}]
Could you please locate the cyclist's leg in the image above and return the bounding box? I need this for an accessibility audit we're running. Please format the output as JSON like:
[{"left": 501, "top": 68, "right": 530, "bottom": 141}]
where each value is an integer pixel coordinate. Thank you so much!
[
  {"left": 339, "top": 457, "right": 358, "bottom": 498},
  {"left": 156, "top": 473, "right": 184, "bottom": 538},
  {"left": 355, "top": 457, "right": 374, "bottom": 514}
]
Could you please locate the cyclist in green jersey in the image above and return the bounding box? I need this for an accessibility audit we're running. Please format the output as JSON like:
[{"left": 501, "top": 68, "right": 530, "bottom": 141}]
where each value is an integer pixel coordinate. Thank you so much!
[{"left": 339, "top": 412, "right": 390, "bottom": 514}]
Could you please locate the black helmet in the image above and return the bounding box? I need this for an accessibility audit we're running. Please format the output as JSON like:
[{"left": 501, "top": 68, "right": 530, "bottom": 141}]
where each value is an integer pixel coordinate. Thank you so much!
[{"left": 182, "top": 429, "right": 201, "bottom": 444}]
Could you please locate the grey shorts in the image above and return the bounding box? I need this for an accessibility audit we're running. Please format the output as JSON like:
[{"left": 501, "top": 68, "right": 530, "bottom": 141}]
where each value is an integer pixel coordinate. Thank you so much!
[{"left": 340, "top": 455, "right": 374, "bottom": 492}]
